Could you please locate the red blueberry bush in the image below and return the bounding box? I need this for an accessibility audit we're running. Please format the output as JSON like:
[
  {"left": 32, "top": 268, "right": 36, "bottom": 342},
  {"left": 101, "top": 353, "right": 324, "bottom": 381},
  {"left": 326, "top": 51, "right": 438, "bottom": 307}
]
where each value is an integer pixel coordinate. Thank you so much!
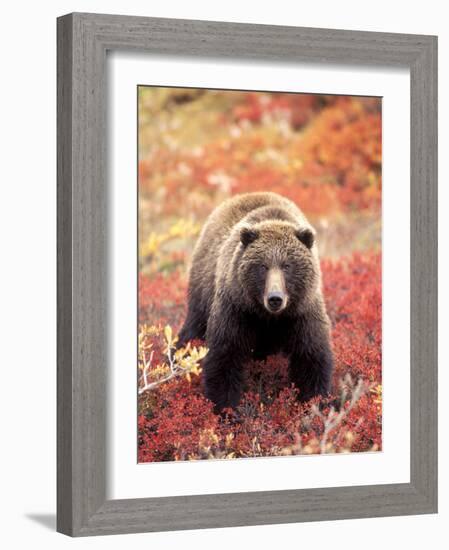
[
  {"left": 137, "top": 88, "right": 382, "bottom": 462},
  {"left": 138, "top": 252, "right": 382, "bottom": 461},
  {"left": 139, "top": 92, "right": 381, "bottom": 221}
]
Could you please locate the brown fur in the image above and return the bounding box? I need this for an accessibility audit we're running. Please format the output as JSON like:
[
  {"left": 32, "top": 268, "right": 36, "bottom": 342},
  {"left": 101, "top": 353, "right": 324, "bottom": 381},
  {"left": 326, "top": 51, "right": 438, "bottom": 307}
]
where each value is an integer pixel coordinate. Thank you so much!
[{"left": 178, "top": 192, "right": 333, "bottom": 412}]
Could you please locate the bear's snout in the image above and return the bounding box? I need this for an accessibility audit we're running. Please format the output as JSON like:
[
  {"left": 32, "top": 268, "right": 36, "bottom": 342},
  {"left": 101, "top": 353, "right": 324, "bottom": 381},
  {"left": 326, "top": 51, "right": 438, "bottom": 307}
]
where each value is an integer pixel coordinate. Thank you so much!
[
  {"left": 264, "top": 267, "right": 288, "bottom": 313},
  {"left": 267, "top": 291, "right": 284, "bottom": 311}
]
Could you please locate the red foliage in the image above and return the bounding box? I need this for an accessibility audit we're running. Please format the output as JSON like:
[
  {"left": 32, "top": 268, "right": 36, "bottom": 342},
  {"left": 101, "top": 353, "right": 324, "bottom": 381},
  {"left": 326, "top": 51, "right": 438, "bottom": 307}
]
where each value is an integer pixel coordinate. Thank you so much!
[
  {"left": 138, "top": 252, "right": 382, "bottom": 461},
  {"left": 139, "top": 271, "right": 186, "bottom": 329},
  {"left": 137, "top": 90, "right": 382, "bottom": 461},
  {"left": 231, "top": 91, "right": 326, "bottom": 128},
  {"left": 139, "top": 95, "right": 381, "bottom": 218}
]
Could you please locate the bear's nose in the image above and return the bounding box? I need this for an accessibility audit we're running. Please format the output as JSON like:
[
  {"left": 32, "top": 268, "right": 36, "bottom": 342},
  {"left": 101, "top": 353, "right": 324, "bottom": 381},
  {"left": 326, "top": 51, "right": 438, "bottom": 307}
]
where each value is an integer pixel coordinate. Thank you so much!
[{"left": 267, "top": 292, "right": 283, "bottom": 311}]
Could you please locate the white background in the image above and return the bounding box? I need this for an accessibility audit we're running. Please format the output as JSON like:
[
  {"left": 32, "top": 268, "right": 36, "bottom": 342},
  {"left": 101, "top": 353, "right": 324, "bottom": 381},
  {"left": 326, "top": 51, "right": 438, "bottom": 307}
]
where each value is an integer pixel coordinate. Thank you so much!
[
  {"left": 109, "top": 55, "right": 410, "bottom": 499},
  {"left": 0, "top": 1, "right": 445, "bottom": 548}
]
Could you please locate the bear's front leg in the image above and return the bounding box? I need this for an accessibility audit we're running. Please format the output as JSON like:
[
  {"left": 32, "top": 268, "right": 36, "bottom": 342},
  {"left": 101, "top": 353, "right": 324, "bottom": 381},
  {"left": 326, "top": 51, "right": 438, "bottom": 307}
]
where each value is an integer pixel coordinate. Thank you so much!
[
  {"left": 202, "top": 310, "right": 252, "bottom": 414},
  {"left": 288, "top": 348, "right": 333, "bottom": 402},
  {"left": 288, "top": 316, "right": 333, "bottom": 402},
  {"left": 202, "top": 348, "right": 245, "bottom": 413}
]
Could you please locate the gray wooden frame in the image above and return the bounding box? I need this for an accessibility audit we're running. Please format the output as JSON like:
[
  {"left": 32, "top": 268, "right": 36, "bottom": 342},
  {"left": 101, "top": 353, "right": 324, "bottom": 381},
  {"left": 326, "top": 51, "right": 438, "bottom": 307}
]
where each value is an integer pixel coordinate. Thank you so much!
[{"left": 57, "top": 12, "right": 438, "bottom": 537}]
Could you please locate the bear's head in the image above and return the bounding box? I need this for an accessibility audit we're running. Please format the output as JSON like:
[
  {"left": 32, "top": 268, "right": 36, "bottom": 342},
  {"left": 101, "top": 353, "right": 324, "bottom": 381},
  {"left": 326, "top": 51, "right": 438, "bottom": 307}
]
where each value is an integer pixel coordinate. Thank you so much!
[{"left": 238, "top": 221, "right": 319, "bottom": 315}]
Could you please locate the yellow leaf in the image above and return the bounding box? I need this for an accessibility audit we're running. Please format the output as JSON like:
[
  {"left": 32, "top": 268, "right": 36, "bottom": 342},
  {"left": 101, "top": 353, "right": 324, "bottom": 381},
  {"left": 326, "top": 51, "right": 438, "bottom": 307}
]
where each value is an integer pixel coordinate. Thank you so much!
[{"left": 164, "top": 325, "right": 173, "bottom": 345}]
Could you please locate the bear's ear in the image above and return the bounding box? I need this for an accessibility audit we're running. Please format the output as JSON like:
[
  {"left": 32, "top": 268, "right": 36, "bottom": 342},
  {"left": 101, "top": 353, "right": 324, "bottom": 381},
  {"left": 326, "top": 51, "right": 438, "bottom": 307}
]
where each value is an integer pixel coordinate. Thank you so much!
[
  {"left": 295, "top": 227, "right": 315, "bottom": 249},
  {"left": 240, "top": 226, "right": 259, "bottom": 247}
]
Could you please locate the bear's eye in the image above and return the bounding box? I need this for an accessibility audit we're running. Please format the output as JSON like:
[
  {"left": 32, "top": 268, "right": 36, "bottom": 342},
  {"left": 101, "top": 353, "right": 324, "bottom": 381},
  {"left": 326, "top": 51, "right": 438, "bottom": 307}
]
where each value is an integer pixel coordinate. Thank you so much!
[
  {"left": 282, "top": 263, "right": 291, "bottom": 271},
  {"left": 259, "top": 264, "right": 268, "bottom": 273}
]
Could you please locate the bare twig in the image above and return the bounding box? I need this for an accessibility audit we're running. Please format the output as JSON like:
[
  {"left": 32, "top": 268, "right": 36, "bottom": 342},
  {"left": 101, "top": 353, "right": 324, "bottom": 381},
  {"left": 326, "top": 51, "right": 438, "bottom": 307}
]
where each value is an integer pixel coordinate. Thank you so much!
[
  {"left": 311, "top": 377, "right": 368, "bottom": 453},
  {"left": 138, "top": 345, "right": 183, "bottom": 394}
]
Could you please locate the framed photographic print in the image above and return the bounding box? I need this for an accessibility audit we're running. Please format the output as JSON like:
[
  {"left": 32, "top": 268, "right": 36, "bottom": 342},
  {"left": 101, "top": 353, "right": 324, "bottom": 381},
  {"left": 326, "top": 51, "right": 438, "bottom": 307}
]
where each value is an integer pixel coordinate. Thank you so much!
[{"left": 57, "top": 13, "right": 438, "bottom": 536}]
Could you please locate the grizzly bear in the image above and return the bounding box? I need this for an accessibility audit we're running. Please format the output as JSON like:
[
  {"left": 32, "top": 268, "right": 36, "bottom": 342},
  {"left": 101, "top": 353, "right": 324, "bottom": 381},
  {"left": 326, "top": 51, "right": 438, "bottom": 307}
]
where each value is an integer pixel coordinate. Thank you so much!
[{"left": 178, "top": 192, "right": 333, "bottom": 413}]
